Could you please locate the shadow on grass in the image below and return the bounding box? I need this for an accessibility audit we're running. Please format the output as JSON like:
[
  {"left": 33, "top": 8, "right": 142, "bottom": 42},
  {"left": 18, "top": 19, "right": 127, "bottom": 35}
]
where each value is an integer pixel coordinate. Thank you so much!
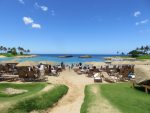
[{"left": 134, "top": 86, "right": 150, "bottom": 94}]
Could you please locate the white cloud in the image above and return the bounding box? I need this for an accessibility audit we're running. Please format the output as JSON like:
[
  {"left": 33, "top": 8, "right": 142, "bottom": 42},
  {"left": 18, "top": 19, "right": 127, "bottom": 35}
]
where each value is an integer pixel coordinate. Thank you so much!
[
  {"left": 51, "top": 10, "right": 55, "bottom": 16},
  {"left": 41, "top": 6, "right": 48, "bottom": 11},
  {"left": 35, "top": 2, "right": 48, "bottom": 11},
  {"left": 18, "top": 0, "right": 25, "bottom": 4},
  {"left": 141, "top": 19, "right": 149, "bottom": 24},
  {"left": 23, "top": 17, "right": 34, "bottom": 25},
  {"left": 32, "top": 23, "right": 41, "bottom": 29},
  {"left": 135, "top": 19, "right": 149, "bottom": 26},
  {"left": 23, "top": 17, "right": 41, "bottom": 29},
  {"left": 134, "top": 11, "right": 141, "bottom": 17},
  {"left": 135, "top": 22, "right": 140, "bottom": 26}
]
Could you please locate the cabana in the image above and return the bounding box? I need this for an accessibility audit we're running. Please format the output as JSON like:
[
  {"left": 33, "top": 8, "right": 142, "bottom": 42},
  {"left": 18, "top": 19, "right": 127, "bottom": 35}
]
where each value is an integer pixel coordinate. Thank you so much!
[
  {"left": 16, "top": 61, "right": 38, "bottom": 67},
  {"left": 16, "top": 61, "right": 42, "bottom": 81},
  {"left": 38, "top": 61, "right": 56, "bottom": 65},
  {"left": 133, "top": 65, "right": 150, "bottom": 93}
]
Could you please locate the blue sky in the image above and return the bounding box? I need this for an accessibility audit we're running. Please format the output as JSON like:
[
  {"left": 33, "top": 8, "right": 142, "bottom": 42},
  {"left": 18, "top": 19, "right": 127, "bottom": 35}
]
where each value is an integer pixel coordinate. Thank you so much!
[{"left": 0, "top": 0, "right": 150, "bottom": 54}]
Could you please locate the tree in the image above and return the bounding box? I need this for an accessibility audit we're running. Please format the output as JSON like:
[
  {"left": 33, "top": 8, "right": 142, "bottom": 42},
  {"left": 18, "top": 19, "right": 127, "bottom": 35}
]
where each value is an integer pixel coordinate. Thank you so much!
[
  {"left": 121, "top": 52, "right": 125, "bottom": 56},
  {"left": 128, "top": 50, "right": 143, "bottom": 57},
  {"left": 136, "top": 47, "right": 140, "bottom": 51},
  {"left": 141, "top": 46, "right": 144, "bottom": 52},
  {"left": 144, "top": 45, "right": 149, "bottom": 54},
  {"left": 27, "top": 49, "right": 30, "bottom": 54},
  {"left": 3, "top": 47, "right": 7, "bottom": 53},
  {"left": 0, "top": 46, "right": 3, "bottom": 54},
  {"left": 11, "top": 47, "right": 17, "bottom": 55},
  {"left": 117, "top": 51, "right": 119, "bottom": 55}
]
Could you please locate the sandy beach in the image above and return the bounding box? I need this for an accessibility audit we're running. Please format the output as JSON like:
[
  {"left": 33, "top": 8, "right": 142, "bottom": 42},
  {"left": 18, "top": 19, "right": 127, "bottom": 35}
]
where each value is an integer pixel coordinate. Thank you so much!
[
  {"left": 0, "top": 55, "right": 37, "bottom": 58},
  {"left": 0, "top": 55, "right": 6, "bottom": 58}
]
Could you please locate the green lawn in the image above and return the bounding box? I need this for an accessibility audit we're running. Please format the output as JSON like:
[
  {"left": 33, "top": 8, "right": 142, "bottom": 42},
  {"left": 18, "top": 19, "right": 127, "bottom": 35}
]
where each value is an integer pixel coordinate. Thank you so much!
[
  {"left": 0, "top": 83, "right": 68, "bottom": 113},
  {"left": 0, "top": 83, "right": 46, "bottom": 102},
  {"left": 118, "top": 55, "right": 150, "bottom": 59},
  {"left": 81, "top": 83, "right": 150, "bottom": 113},
  {"left": 137, "top": 55, "right": 150, "bottom": 59}
]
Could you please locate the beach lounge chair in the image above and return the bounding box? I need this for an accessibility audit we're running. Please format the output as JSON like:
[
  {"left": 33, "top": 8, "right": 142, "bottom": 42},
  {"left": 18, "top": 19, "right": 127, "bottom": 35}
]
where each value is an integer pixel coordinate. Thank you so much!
[
  {"left": 94, "top": 73, "right": 102, "bottom": 82},
  {"left": 102, "top": 72, "right": 116, "bottom": 83}
]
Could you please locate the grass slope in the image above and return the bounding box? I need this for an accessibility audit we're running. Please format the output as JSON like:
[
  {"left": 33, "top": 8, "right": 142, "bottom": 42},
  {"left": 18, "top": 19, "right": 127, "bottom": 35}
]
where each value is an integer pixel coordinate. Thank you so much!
[
  {"left": 81, "top": 83, "right": 150, "bottom": 113},
  {"left": 0, "top": 83, "right": 46, "bottom": 101},
  {"left": 137, "top": 55, "right": 150, "bottom": 59},
  {"left": 101, "top": 83, "right": 150, "bottom": 113},
  {"left": 7, "top": 85, "right": 68, "bottom": 113}
]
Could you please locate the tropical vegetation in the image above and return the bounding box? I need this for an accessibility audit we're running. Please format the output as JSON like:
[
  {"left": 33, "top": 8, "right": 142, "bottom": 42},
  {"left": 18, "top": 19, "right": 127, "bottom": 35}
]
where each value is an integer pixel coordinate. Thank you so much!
[
  {"left": 128, "top": 45, "right": 150, "bottom": 58},
  {"left": 0, "top": 45, "right": 30, "bottom": 57}
]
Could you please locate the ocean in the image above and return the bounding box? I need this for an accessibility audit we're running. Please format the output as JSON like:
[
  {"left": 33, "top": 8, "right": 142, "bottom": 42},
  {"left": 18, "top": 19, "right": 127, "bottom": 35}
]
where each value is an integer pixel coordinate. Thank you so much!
[{"left": 0, "top": 54, "right": 118, "bottom": 63}]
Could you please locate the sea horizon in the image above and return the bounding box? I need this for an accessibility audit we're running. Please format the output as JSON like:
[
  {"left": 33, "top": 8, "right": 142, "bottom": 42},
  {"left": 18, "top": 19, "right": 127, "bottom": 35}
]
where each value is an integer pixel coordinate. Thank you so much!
[{"left": 0, "top": 54, "right": 120, "bottom": 63}]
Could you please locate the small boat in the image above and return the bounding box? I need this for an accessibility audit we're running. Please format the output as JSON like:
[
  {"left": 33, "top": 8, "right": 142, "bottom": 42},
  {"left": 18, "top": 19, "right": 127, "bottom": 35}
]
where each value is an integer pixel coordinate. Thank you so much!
[
  {"left": 79, "top": 55, "right": 92, "bottom": 58},
  {"left": 58, "top": 55, "right": 73, "bottom": 58}
]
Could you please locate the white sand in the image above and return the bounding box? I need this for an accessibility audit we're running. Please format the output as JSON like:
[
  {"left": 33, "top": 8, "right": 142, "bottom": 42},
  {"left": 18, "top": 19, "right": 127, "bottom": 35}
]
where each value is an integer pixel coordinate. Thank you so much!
[{"left": 0, "top": 55, "right": 6, "bottom": 58}]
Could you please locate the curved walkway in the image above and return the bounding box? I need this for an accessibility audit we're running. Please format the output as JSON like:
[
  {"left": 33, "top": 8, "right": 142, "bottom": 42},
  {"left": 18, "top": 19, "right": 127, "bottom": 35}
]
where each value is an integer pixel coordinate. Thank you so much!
[
  {"left": 45, "top": 70, "right": 122, "bottom": 113},
  {"left": 46, "top": 70, "right": 93, "bottom": 113}
]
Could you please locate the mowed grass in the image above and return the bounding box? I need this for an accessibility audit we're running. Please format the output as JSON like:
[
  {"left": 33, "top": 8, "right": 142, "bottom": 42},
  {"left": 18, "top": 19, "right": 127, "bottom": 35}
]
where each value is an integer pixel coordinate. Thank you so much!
[
  {"left": 0, "top": 83, "right": 46, "bottom": 102},
  {"left": 137, "top": 55, "right": 150, "bottom": 59},
  {"left": 0, "top": 83, "right": 68, "bottom": 113},
  {"left": 7, "top": 85, "right": 68, "bottom": 113},
  {"left": 81, "top": 83, "right": 150, "bottom": 113}
]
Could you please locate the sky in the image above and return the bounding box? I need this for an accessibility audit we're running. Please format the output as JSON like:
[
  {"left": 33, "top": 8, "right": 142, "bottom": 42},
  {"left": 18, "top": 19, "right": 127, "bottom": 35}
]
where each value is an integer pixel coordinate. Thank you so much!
[{"left": 0, "top": 0, "right": 150, "bottom": 54}]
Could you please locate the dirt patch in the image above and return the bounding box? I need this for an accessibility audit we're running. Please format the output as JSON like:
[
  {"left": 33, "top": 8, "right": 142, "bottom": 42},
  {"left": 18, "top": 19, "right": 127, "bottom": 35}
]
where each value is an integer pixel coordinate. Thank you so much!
[
  {"left": 41, "top": 85, "right": 54, "bottom": 92},
  {"left": 2, "top": 88, "right": 28, "bottom": 95}
]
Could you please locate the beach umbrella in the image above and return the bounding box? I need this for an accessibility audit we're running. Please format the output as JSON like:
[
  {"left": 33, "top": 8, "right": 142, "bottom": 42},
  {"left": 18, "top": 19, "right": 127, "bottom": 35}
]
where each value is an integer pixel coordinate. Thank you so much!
[
  {"left": 16, "top": 61, "right": 38, "bottom": 67},
  {"left": 132, "top": 61, "right": 145, "bottom": 65},
  {"left": 84, "top": 62, "right": 105, "bottom": 66},
  {"left": 112, "top": 61, "right": 134, "bottom": 65},
  {"left": 38, "top": 61, "right": 56, "bottom": 65},
  {"left": 1, "top": 60, "right": 19, "bottom": 64},
  {"left": 143, "top": 60, "right": 150, "bottom": 65},
  {"left": 105, "top": 60, "right": 112, "bottom": 64},
  {"left": 134, "top": 65, "right": 150, "bottom": 84}
]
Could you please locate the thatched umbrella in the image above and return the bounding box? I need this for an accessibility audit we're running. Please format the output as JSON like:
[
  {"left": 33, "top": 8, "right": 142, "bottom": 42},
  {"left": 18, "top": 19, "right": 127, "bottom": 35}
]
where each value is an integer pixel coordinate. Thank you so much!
[
  {"left": 143, "top": 60, "right": 150, "bottom": 65},
  {"left": 1, "top": 60, "right": 19, "bottom": 64},
  {"left": 112, "top": 61, "right": 134, "bottom": 65},
  {"left": 84, "top": 62, "right": 105, "bottom": 66},
  {"left": 16, "top": 61, "right": 38, "bottom": 67},
  {"left": 132, "top": 61, "right": 145, "bottom": 65},
  {"left": 38, "top": 61, "right": 57, "bottom": 65},
  {"left": 134, "top": 65, "right": 150, "bottom": 84},
  {"left": 105, "top": 60, "right": 112, "bottom": 64}
]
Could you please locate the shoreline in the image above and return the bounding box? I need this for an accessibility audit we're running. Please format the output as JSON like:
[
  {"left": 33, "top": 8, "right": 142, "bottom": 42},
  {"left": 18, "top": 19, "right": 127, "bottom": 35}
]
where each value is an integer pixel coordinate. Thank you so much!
[{"left": 0, "top": 55, "right": 37, "bottom": 58}]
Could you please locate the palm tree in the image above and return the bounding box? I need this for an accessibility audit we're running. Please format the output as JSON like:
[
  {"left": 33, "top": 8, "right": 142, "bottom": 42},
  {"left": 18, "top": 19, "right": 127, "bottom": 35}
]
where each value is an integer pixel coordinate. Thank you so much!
[
  {"left": 0, "top": 46, "right": 3, "bottom": 54},
  {"left": 3, "top": 47, "right": 7, "bottom": 53},
  {"left": 117, "top": 51, "right": 119, "bottom": 55},
  {"left": 18, "top": 47, "right": 21, "bottom": 53},
  {"left": 11, "top": 47, "right": 17, "bottom": 55},
  {"left": 136, "top": 47, "right": 140, "bottom": 51},
  {"left": 144, "top": 45, "right": 149, "bottom": 54},
  {"left": 27, "top": 49, "right": 30, "bottom": 54}
]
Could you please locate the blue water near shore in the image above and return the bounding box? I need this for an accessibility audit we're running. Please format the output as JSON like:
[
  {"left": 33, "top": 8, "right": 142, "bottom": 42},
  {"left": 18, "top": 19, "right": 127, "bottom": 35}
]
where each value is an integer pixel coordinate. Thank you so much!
[{"left": 0, "top": 54, "right": 117, "bottom": 63}]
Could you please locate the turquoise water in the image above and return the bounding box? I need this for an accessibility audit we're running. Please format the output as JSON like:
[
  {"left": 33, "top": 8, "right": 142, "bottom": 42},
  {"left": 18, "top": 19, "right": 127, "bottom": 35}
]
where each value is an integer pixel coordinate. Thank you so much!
[{"left": 0, "top": 54, "right": 117, "bottom": 63}]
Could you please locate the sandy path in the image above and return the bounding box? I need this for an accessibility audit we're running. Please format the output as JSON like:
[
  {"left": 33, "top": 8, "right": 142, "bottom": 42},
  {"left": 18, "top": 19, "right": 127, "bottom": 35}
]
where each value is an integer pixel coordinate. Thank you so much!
[{"left": 45, "top": 70, "right": 93, "bottom": 113}]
